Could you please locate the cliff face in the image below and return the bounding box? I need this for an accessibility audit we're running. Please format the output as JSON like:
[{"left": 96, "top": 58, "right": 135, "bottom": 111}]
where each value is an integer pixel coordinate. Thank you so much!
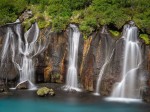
[
  {"left": 142, "top": 46, "right": 150, "bottom": 102},
  {"left": 0, "top": 24, "right": 20, "bottom": 83},
  {"left": 35, "top": 27, "right": 84, "bottom": 85},
  {"left": 36, "top": 32, "right": 68, "bottom": 83},
  {"left": 0, "top": 23, "right": 150, "bottom": 100}
]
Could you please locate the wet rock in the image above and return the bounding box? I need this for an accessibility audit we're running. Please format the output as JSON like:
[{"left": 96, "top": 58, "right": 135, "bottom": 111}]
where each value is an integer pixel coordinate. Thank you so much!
[
  {"left": 0, "top": 88, "right": 4, "bottom": 92},
  {"left": 80, "top": 34, "right": 97, "bottom": 91},
  {"left": 38, "top": 32, "right": 68, "bottom": 83},
  {"left": 37, "top": 87, "right": 55, "bottom": 97},
  {"left": 44, "top": 64, "right": 52, "bottom": 82},
  {"left": 142, "top": 87, "right": 150, "bottom": 102},
  {"left": 146, "top": 47, "right": 150, "bottom": 73},
  {"left": 80, "top": 29, "right": 116, "bottom": 92},
  {"left": 16, "top": 81, "right": 29, "bottom": 89},
  {"left": 19, "top": 9, "right": 33, "bottom": 22},
  {"left": 0, "top": 24, "right": 20, "bottom": 82}
]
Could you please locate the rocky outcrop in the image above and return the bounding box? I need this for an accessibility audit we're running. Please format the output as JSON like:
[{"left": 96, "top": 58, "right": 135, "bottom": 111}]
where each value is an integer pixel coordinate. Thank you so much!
[
  {"left": 40, "top": 32, "right": 68, "bottom": 83},
  {"left": 80, "top": 32, "right": 100, "bottom": 91},
  {"left": 142, "top": 46, "right": 150, "bottom": 102},
  {"left": 146, "top": 46, "right": 150, "bottom": 73},
  {"left": 100, "top": 38, "right": 124, "bottom": 95},
  {"left": 16, "top": 81, "right": 30, "bottom": 89},
  {"left": 0, "top": 24, "right": 19, "bottom": 82},
  {"left": 36, "top": 27, "right": 84, "bottom": 84},
  {"left": 19, "top": 9, "right": 33, "bottom": 22},
  {"left": 0, "top": 22, "right": 150, "bottom": 103}
]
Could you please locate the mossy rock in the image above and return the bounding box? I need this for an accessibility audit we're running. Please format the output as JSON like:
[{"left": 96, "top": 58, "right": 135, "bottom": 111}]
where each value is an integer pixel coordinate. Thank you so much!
[
  {"left": 109, "top": 30, "right": 120, "bottom": 37},
  {"left": 37, "top": 87, "right": 55, "bottom": 97},
  {"left": 51, "top": 73, "right": 63, "bottom": 83}
]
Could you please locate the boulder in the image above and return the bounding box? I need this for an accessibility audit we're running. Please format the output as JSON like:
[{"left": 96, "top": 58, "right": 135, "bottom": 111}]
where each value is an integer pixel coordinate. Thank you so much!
[
  {"left": 142, "top": 87, "right": 150, "bottom": 102},
  {"left": 0, "top": 88, "right": 4, "bottom": 92},
  {"left": 16, "top": 81, "right": 29, "bottom": 89},
  {"left": 37, "top": 87, "right": 55, "bottom": 97}
]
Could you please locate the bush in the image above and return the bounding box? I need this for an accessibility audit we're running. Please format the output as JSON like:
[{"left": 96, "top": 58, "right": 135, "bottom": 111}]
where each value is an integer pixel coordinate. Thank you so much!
[
  {"left": 0, "top": 0, "right": 150, "bottom": 37},
  {"left": 0, "top": 0, "right": 27, "bottom": 25},
  {"left": 140, "top": 34, "right": 150, "bottom": 44}
]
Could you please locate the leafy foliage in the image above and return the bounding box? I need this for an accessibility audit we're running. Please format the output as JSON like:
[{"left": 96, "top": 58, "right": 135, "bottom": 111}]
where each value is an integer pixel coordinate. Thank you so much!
[
  {"left": 0, "top": 0, "right": 150, "bottom": 38},
  {"left": 140, "top": 34, "right": 150, "bottom": 44},
  {"left": 0, "top": 0, "right": 27, "bottom": 25}
]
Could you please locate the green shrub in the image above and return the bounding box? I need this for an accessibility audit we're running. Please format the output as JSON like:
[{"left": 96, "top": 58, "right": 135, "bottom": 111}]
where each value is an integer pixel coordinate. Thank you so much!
[
  {"left": 140, "top": 34, "right": 150, "bottom": 44},
  {"left": 0, "top": 0, "right": 150, "bottom": 36},
  {"left": 109, "top": 30, "right": 120, "bottom": 37}
]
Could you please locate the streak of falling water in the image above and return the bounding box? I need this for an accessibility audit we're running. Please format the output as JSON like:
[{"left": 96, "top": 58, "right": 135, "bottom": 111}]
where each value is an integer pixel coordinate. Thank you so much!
[
  {"left": 1, "top": 28, "right": 12, "bottom": 65},
  {"left": 2, "top": 20, "right": 49, "bottom": 90},
  {"left": 63, "top": 24, "right": 81, "bottom": 91},
  {"left": 111, "top": 24, "right": 142, "bottom": 98},
  {"left": 94, "top": 26, "right": 114, "bottom": 96}
]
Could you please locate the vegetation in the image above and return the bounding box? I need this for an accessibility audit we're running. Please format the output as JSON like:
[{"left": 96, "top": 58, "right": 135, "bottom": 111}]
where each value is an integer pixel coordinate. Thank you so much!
[
  {"left": 0, "top": 0, "right": 150, "bottom": 41},
  {"left": 140, "top": 34, "right": 150, "bottom": 45},
  {"left": 0, "top": 0, "right": 27, "bottom": 25},
  {"left": 109, "top": 30, "right": 120, "bottom": 37}
]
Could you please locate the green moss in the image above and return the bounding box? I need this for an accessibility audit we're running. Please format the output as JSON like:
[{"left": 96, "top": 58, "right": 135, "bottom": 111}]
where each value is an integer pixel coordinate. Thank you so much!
[
  {"left": 83, "top": 34, "right": 88, "bottom": 40},
  {"left": 37, "top": 87, "right": 55, "bottom": 96},
  {"left": 51, "top": 73, "right": 62, "bottom": 83},
  {"left": 109, "top": 30, "right": 120, "bottom": 37},
  {"left": 37, "top": 87, "right": 50, "bottom": 96},
  {"left": 36, "top": 14, "right": 50, "bottom": 29},
  {"left": 140, "top": 34, "right": 150, "bottom": 44},
  {"left": 22, "top": 22, "right": 32, "bottom": 31},
  {"left": 38, "top": 21, "right": 50, "bottom": 29}
]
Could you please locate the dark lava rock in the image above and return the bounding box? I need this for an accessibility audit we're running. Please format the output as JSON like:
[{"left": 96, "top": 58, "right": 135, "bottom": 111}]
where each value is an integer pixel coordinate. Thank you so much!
[
  {"left": 16, "top": 81, "right": 29, "bottom": 89},
  {"left": 0, "top": 88, "right": 4, "bottom": 92},
  {"left": 142, "top": 87, "right": 150, "bottom": 102}
]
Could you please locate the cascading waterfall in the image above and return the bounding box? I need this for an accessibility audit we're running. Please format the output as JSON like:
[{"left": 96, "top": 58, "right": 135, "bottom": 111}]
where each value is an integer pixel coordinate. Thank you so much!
[
  {"left": 94, "top": 26, "right": 115, "bottom": 96},
  {"left": 111, "top": 23, "right": 142, "bottom": 98},
  {"left": 15, "top": 23, "right": 40, "bottom": 89},
  {"left": 63, "top": 24, "right": 81, "bottom": 91},
  {"left": 15, "top": 22, "right": 49, "bottom": 89},
  {"left": 1, "top": 28, "right": 13, "bottom": 65},
  {"left": 1, "top": 20, "right": 49, "bottom": 89}
]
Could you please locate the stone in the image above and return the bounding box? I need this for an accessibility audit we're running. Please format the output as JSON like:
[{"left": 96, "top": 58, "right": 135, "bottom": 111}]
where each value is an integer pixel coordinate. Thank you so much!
[
  {"left": 142, "top": 87, "right": 150, "bottom": 102},
  {"left": 16, "top": 81, "right": 29, "bottom": 89},
  {"left": 37, "top": 87, "right": 55, "bottom": 97},
  {"left": 0, "top": 88, "right": 4, "bottom": 92},
  {"left": 19, "top": 9, "right": 33, "bottom": 22},
  {"left": 44, "top": 65, "right": 52, "bottom": 82}
]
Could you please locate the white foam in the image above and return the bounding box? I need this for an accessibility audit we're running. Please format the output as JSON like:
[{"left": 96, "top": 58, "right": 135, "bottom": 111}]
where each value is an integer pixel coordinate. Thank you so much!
[{"left": 104, "top": 97, "right": 142, "bottom": 103}]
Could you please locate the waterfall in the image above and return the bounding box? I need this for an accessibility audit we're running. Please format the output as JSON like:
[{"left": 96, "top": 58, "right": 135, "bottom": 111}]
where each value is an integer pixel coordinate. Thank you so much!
[
  {"left": 15, "top": 22, "right": 49, "bottom": 89},
  {"left": 94, "top": 26, "right": 115, "bottom": 96},
  {"left": 111, "top": 23, "right": 142, "bottom": 98},
  {"left": 15, "top": 23, "right": 40, "bottom": 89},
  {"left": 1, "top": 27, "right": 13, "bottom": 66},
  {"left": 63, "top": 24, "right": 81, "bottom": 91},
  {"left": 1, "top": 20, "right": 49, "bottom": 90}
]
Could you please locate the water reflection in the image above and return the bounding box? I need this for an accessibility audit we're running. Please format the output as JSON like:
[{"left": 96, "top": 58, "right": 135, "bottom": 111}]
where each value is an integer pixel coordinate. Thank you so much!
[{"left": 0, "top": 97, "right": 149, "bottom": 112}]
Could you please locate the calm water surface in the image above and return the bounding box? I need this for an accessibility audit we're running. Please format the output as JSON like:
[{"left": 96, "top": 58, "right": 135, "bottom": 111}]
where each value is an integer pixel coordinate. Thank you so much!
[{"left": 0, "top": 97, "right": 149, "bottom": 112}]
